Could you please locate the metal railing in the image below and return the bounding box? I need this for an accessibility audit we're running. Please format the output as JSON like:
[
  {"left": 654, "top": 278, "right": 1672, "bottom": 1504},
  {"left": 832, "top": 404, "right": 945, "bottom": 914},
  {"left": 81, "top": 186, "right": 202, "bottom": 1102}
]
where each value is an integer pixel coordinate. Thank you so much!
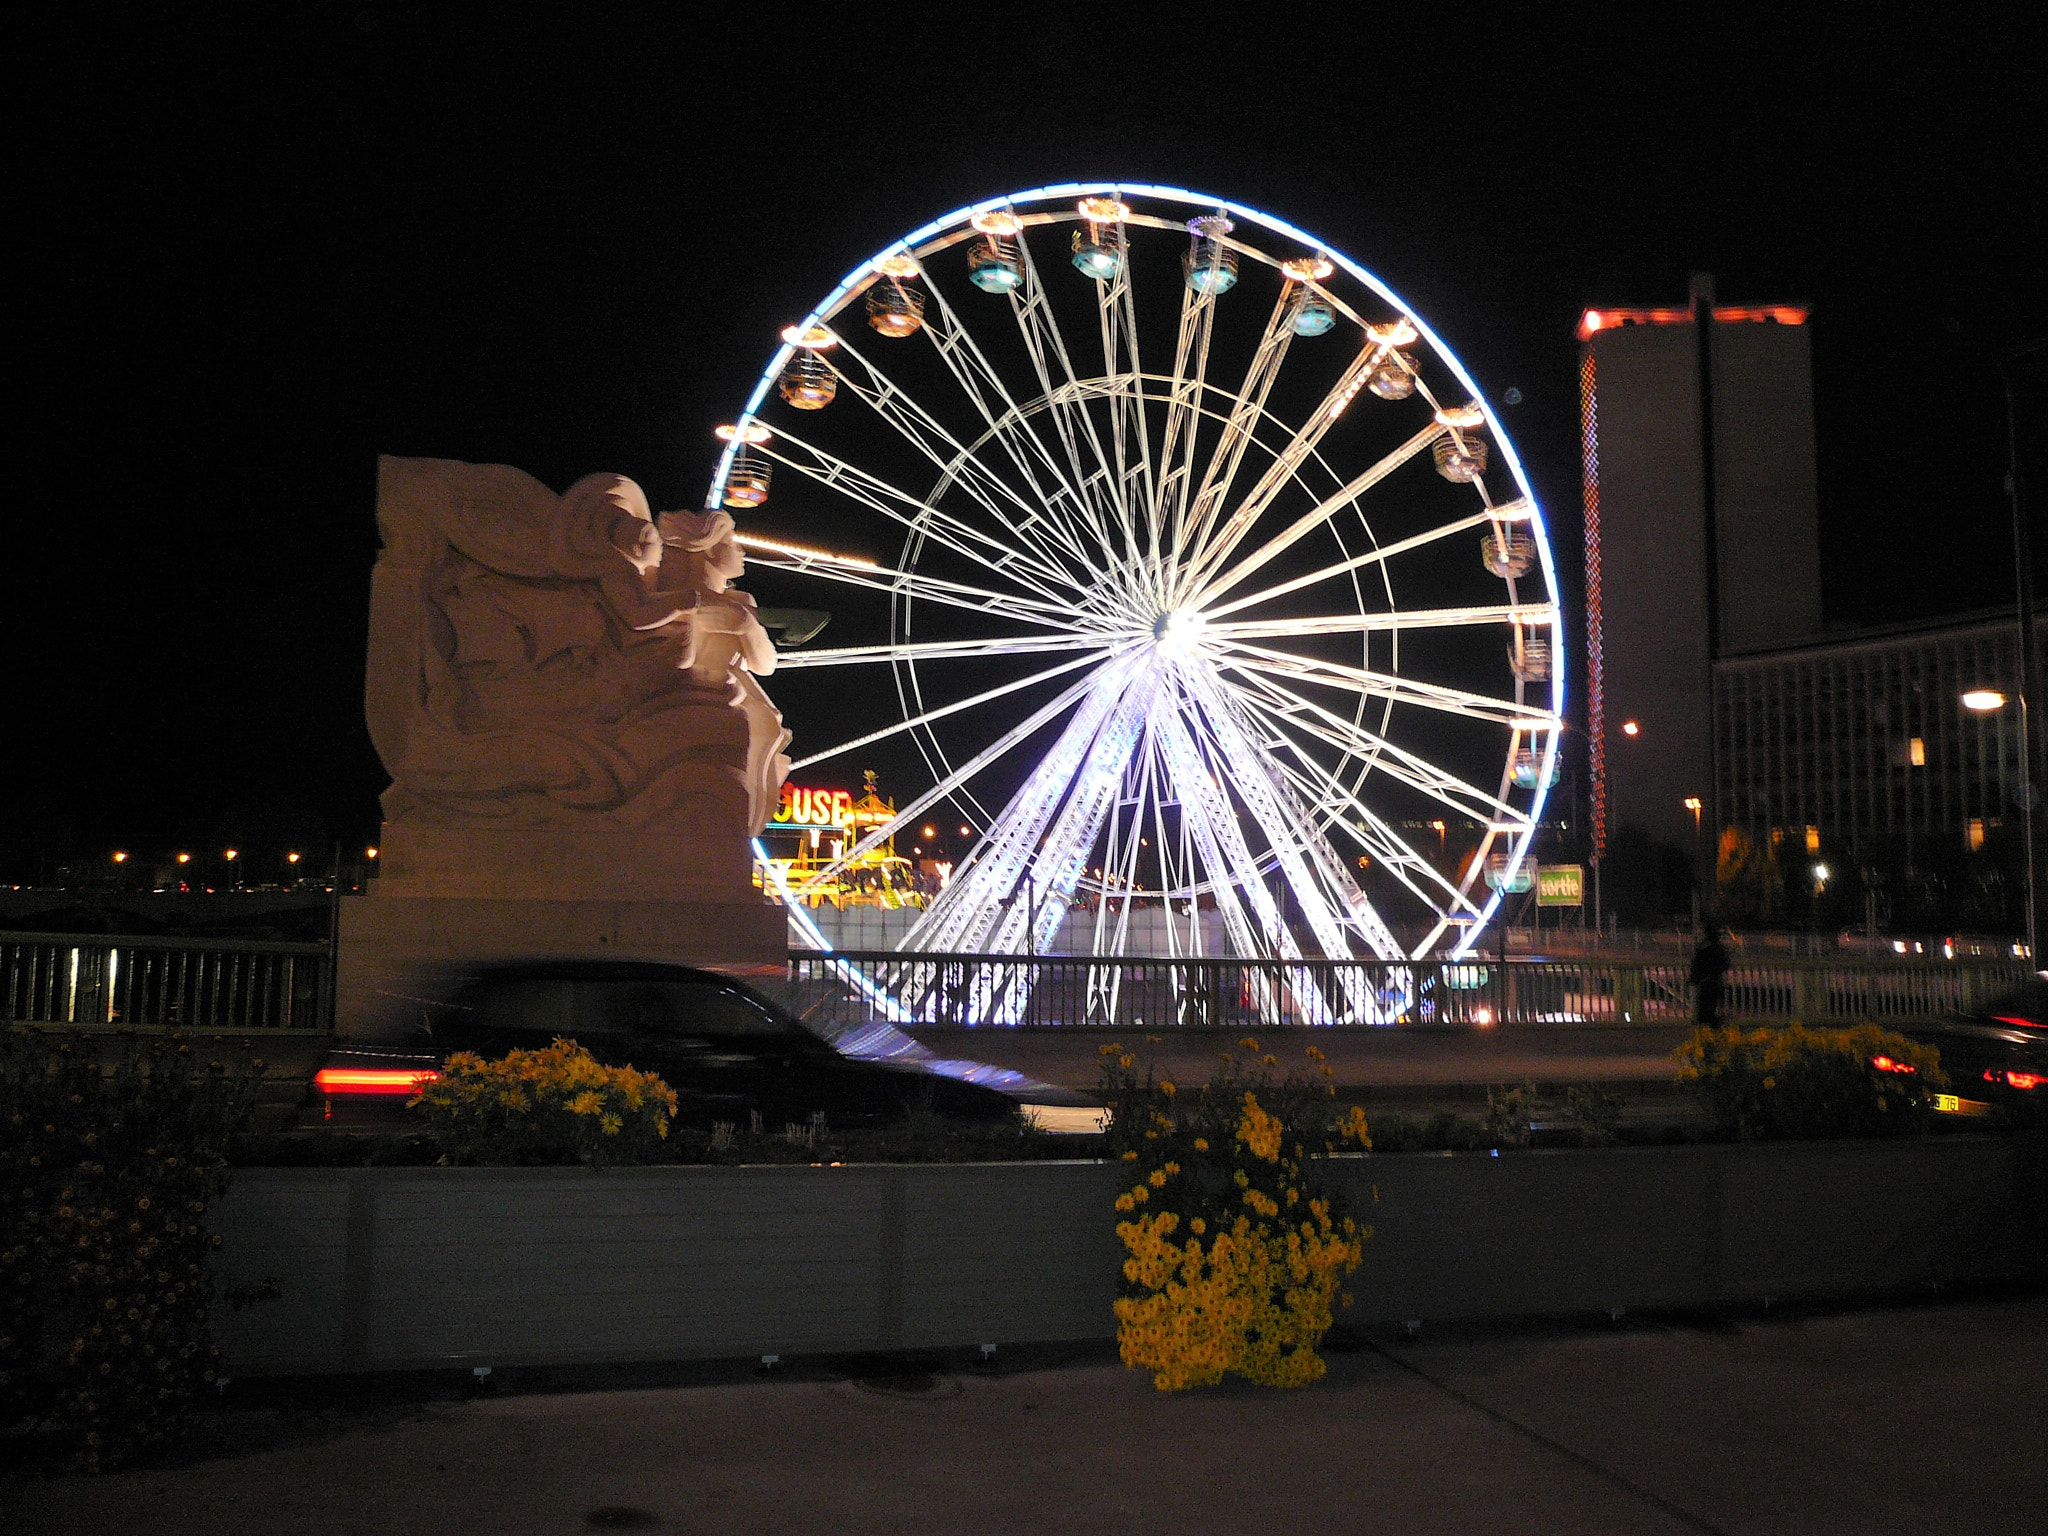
[
  {"left": 788, "top": 950, "right": 2032, "bottom": 1030},
  {"left": 2, "top": 930, "right": 333, "bottom": 1032}
]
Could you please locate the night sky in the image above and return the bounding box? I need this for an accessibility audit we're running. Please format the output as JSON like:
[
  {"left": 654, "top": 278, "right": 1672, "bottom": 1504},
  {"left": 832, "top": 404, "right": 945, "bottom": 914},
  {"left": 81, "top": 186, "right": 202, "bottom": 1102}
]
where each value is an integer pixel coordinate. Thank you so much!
[{"left": 7, "top": 6, "right": 2043, "bottom": 880}]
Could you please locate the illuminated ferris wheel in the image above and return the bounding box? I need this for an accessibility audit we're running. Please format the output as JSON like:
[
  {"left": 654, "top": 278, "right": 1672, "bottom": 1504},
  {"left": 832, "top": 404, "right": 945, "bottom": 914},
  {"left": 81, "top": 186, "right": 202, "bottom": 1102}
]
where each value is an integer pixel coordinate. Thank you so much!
[{"left": 712, "top": 184, "right": 1562, "bottom": 1012}]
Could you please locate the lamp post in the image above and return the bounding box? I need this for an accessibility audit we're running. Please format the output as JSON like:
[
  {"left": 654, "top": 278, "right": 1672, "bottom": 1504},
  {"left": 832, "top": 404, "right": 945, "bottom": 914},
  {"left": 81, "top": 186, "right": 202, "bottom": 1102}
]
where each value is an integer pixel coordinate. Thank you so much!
[
  {"left": 1965, "top": 686, "right": 2035, "bottom": 959},
  {"left": 1998, "top": 338, "right": 2043, "bottom": 967}
]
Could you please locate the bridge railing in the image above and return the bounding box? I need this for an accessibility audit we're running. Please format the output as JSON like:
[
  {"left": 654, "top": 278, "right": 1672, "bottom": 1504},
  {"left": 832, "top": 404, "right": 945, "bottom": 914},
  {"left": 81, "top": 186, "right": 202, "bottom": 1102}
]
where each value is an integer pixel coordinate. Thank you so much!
[
  {"left": 787, "top": 950, "right": 2030, "bottom": 1030},
  {"left": 1, "top": 930, "right": 333, "bottom": 1032}
]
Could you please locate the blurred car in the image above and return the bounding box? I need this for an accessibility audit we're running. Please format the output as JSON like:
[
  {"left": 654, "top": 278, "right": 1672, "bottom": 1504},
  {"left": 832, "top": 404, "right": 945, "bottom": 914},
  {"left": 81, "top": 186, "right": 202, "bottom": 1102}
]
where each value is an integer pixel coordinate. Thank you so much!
[
  {"left": 1897, "top": 976, "right": 2048, "bottom": 1114},
  {"left": 314, "top": 960, "right": 1102, "bottom": 1133}
]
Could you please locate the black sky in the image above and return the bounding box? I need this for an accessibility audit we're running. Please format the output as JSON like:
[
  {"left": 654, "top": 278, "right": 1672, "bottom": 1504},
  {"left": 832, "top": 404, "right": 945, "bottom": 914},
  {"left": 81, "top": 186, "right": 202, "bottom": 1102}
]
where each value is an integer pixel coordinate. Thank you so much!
[{"left": 6, "top": 4, "right": 2044, "bottom": 876}]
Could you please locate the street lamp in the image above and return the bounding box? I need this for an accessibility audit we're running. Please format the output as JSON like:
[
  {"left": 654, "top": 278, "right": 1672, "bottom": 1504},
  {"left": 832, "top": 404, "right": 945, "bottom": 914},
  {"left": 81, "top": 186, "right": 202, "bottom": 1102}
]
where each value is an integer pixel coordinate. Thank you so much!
[
  {"left": 224, "top": 848, "right": 239, "bottom": 890},
  {"left": 1962, "top": 686, "right": 2034, "bottom": 955},
  {"left": 1684, "top": 796, "right": 1703, "bottom": 833}
]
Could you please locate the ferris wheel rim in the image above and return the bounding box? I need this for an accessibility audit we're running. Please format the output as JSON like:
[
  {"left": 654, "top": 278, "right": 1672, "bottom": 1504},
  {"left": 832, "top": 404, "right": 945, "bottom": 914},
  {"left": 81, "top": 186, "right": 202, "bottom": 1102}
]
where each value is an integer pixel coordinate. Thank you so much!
[{"left": 719, "top": 183, "right": 1565, "bottom": 960}]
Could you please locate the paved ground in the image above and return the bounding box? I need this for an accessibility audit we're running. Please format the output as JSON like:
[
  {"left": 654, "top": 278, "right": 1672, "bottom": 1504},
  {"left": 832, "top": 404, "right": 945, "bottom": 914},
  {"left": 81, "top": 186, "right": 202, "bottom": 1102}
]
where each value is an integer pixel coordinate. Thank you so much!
[
  {"left": 907, "top": 1023, "right": 1697, "bottom": 1096},
  {"left": 13, "top": 1295, "right": 2042, "bottom": 1535}
]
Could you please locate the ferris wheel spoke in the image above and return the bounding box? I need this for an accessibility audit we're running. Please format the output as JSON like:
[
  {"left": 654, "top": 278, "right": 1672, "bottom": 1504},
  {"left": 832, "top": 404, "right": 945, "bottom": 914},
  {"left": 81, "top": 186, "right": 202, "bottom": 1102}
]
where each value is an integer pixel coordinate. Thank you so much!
[
  {"left": 1213, "top": 638, "right": 1554, "bottom": 731},
  {"left": 1093, "top": 236, "right": 1160, "bottom": 596},
  {"left": 1205, "top": 602, "right": 1555, "bottom": 642},
  {"left": 1152, "top": 278, "right": 1221, "bottom": 584},
  {"left": 1204, "top": 501, "right": 1530, "bottom": 620},
  {"left": 1190, "top": 422, "right": 1450, "bottom": 609},
  {"left": 738, "top": 538, "right": 1099, "bottom": 633},
  {"left": 1269, "top": 751, "right": 1486, "bottom": 931},
  {"left": 1168, "top": 288, "right": 1298, "bottom": 598},
  {"left": 1184, "top": 669, "right": 1398, "bottom": 963},
  {"left": 1259, "top": 735, "right": 1483, "bottom": 916},
  {"left": 1244, "top": 699, "right": 1488, "bottom": 922},
  {"left": 787, "top": 646, "right": 1129, "bottom": 773},
  {"left": 758, "top": 426, "right": 1084, "bottom": 607},
  {"left": 820, "top": 338, "right": 1096, "bottom": 585},
  {"left": 1155, "top": 692, "right": 1342, "bottom": 1022},
  {"left": 773, "top": 632, "right": 1125, "bottom": 670},
  {"left": 912, "top": 275, "right": 1120, "bottom": 578},
  {"left": 1222, "top": 662, "right": 1534, "bottom": 829},
  {"left": 904, "top": 658, "right": 1144, "bottom": 957},
  {"left": 1184, "top": 680, "right": 1361, "bottom": 963},
  {"left": 1177, "top": 337, "right": 1402, "bottom": 600},
  {"left": 1007, "top": 228, "right": 1144, "bottom": 574},
  {"left": 789, "top": 663, "right": 1111, "bottom": 899},
  {"left": 1149, "top": 692, "right": 1285, "bottom": 965}
]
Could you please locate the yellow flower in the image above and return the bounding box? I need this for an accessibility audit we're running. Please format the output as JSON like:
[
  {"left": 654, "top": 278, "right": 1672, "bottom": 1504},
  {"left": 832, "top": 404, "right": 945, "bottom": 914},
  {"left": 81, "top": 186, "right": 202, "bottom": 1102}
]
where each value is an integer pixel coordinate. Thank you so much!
[
  {"left": 1164, "top": 1162, "right": 1180, "bottom": 1175},
  {"left": 1239, "top": 1037, "right": 1260, "bottom": 1052},
  {"left": 1305, "top": 1046, "right": 1325, "bottom": 1061},
  {"left": 568, "top": 1091, "right": 604, "bottom": 1117},
  {"left": 600, "top": 1114, "right": 623, "bottom": 1136},
  {"left": 1148, "top": 1169, "right": 1167, "bottom": 1188},
  {"left": 1193, "top": 1138, "right": 1209, "bottom": 1151},
  {"left": 1116, "top": 1194, "right": 1135, "bottom": 1212},
  {"left": 1121, "top": 1150, "right": 1139, "bottom": 1161},
  {"left": 1190, "top": 1217, "right": 1205, "bottom": 1234},
  {"left": 1120, "top": 1054, "right": 1135, "bottom": 1069},
  {"left": 1160, "top": 1080, "right": 1176, "bottom": 1096}
]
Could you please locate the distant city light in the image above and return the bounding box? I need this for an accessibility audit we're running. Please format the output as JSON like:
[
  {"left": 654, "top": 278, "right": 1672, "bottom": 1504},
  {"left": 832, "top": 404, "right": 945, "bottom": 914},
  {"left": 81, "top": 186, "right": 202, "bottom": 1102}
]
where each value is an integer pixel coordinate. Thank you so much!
[
  {"left": 366, "top": 847, "right": 379, "bottom": 859},
  {"left": 1621, "top": 719, "right": 1640, "bottom": 736},
  {"left": 223, "top": 848, "right": 238, "bottom": 860},
  {"left": 286, "top": 851, "right": 301, "bottom": 864},
  {"left": 923, "top": 826, "right": 938, "bottom": 839},
  {"left": 176, "top": 852, "right": 191, "bottom": 864},
  {"left": 111, "top": 851, "right": 128, "bottom": 864},
  {"left": 1961, "top": 689, "right": 2007, "bottom": 712},
  {"left": 959, "top": 825, "right": 972, "bottom": 837}
]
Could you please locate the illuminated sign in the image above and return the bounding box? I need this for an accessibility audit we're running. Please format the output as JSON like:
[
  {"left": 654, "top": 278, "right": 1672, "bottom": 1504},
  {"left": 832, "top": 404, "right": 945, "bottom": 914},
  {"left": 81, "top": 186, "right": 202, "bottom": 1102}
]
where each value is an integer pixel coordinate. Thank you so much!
[
  {"left": 773, "top": 785, "right": 855, "bottom": 830},
  {"left": 1536, "top": 864, "right": 1584, "bottom": 908}
]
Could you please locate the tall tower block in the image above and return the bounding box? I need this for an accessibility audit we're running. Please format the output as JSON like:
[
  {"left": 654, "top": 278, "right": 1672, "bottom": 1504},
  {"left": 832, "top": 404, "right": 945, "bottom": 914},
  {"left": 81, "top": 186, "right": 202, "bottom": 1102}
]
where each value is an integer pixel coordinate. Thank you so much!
[{"left": 1578, "top": 282, "right": 1821, "bottom": 862}]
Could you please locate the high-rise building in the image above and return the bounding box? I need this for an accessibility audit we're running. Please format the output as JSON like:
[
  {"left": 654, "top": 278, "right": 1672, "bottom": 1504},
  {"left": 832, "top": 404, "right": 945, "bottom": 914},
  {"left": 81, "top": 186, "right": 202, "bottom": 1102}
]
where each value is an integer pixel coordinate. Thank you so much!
[{"left": 1577, "top": 276, "right": 1821, "bottom": 866}]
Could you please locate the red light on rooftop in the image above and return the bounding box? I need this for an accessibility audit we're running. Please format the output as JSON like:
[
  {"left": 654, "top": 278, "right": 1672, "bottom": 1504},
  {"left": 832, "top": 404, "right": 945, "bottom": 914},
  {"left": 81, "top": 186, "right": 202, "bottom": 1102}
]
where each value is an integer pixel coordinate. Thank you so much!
[
  {"left": 1870, "top": 1055, "right": 1916, "bottom": 1075},
  {"left": 1578, "top": 304, "right": 1809, "bottom": 342}
]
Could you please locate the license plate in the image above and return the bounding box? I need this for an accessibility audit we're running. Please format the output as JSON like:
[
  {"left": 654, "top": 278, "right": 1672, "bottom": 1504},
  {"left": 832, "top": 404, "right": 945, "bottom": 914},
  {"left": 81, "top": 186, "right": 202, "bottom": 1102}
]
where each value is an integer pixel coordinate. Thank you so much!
[{"left": 1931, "top": 1094, "right": 1992, "bottom": 1115}]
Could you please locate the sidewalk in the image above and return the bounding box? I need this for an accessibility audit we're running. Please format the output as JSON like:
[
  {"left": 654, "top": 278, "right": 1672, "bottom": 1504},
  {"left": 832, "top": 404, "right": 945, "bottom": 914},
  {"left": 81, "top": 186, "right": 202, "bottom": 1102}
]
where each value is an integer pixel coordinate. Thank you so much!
[{"left": 13, "top": 1294, "right": 2042, "bottom": 1535}]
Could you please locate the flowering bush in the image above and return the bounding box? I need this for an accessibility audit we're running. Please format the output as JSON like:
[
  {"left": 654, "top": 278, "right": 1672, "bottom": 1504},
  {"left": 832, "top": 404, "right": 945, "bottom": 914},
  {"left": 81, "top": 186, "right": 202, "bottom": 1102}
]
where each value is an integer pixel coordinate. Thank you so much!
[
  {"left": 410, "top": 1040, "right": 677, "bottom": 1165},
  {"left": 1101, "top": 1038, "right": 1369, "bottom": 1392},
  {"left": 1, "top": 1030, "right": 258, "bottom": 1470},
  {"left": 1675, "top": 1022, "right": 1945, "bottom": 1140}
]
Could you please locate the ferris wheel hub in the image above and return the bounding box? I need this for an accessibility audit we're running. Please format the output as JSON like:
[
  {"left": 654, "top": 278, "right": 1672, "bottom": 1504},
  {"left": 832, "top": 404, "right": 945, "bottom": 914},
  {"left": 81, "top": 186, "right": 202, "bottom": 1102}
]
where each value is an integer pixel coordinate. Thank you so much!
[{"left": 1152, "top": 609, "right": 1208, "bottom": 658}]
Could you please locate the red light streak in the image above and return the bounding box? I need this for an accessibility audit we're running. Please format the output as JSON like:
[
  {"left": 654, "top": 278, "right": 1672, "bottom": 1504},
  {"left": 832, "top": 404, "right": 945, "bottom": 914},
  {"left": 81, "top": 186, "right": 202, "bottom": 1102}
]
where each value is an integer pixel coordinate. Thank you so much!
[
  {"left": 1869, "top": 1056, "right": 1916, "bottom": 1075},
  {"left": 315, "top": 1067, "right": 440, "bottom": 1096}
]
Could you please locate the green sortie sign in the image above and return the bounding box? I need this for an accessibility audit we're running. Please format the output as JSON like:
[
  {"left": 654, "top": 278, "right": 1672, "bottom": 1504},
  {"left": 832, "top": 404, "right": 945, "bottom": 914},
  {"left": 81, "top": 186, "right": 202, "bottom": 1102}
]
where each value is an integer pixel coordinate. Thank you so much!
[{"left": 1536, "top": 864, "right": 1584, "bottom": 907}]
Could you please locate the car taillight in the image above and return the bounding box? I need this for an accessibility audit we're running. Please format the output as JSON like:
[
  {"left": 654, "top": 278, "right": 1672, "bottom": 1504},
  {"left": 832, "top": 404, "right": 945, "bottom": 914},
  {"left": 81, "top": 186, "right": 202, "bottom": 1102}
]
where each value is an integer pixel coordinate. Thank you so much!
[
  {"left": 1987, "top": 1069, "right": 2043, "bottom": 1091},
  {"left": 315, "top": 1067, "right": 440, "bottom": 1096},
  {"left": 1871, "top": 1055, "right": 1915, "bottom": 1074}
]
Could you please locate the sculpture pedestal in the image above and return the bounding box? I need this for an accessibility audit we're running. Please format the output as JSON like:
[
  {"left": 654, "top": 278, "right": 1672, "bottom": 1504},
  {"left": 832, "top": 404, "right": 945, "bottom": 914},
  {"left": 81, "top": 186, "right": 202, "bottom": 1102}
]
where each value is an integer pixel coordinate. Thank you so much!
[
  {"left": 373, "top": 820, "right": 755, "bottom": 903},
  {"left": 336, "top": 893, "right": 788, "bottom": 1038}
]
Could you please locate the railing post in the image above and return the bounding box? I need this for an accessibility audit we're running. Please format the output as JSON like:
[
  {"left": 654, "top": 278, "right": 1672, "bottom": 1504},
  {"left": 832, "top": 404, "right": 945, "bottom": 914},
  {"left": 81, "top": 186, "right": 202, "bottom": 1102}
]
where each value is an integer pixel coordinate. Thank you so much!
[
  {"left": 1614, "top": 963, "right": 1644, "bottom": 1024},
  {"left": 1794, "top": 964, "right": 1831, "bottom": 1025}
]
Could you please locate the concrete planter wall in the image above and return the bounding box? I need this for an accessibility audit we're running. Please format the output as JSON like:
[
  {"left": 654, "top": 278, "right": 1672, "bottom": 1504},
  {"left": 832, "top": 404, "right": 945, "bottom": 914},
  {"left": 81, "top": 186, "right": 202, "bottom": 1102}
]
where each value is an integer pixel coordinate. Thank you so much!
[{"left": 212, "top": 1140, "right": 2045, "bottom": 1376}]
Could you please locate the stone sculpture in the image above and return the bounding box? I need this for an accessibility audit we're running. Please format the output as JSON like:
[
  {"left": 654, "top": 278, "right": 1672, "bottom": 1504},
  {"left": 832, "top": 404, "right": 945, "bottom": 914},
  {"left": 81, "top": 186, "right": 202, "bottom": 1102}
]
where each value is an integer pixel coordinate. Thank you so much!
[{"left": 364, "top": 455, "right": 790, "bottom": 903}]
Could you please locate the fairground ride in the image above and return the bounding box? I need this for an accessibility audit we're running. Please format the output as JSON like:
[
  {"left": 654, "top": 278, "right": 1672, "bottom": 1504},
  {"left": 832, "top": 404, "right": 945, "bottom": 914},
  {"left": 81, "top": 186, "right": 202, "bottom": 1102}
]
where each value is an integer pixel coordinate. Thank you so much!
[{"left": 717, "top": 184, "right": 1563, "bottom": 1023}]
